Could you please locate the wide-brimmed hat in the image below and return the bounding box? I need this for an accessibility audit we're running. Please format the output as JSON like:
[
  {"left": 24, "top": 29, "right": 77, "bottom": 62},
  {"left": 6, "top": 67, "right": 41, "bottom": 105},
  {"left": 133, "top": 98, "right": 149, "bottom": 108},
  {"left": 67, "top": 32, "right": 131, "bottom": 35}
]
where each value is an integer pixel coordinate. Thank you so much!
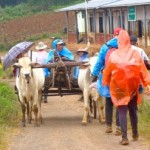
[
  {"left": 77, "top": 47, "right": 88, "bottom": 53},
  {"left": 35, "top": 42, "right": 47, "bottom": 50}
]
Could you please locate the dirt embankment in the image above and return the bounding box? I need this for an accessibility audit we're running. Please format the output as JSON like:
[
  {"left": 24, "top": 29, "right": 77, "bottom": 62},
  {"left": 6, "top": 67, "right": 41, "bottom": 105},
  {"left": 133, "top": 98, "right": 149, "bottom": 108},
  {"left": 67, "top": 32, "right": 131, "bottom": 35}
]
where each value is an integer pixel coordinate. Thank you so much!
[{"left": 0, "top": 12, "right": 75, "bottom": 43}]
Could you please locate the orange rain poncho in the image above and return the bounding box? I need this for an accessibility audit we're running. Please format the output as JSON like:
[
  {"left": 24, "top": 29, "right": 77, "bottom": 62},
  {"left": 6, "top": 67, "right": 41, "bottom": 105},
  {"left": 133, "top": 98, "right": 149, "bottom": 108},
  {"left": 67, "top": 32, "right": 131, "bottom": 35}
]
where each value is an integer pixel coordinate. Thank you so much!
[{"left": 102, "top": 30, "right": 150, "bottom": 107}]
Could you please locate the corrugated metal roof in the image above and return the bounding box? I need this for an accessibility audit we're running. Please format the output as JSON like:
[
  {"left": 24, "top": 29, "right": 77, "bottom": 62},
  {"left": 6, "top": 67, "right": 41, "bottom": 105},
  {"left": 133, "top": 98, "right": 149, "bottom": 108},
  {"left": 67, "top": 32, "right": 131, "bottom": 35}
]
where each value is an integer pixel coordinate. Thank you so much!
[
  {"left": 101, "top": 0, "right": 150, "bottom": 8},
  {"left": 56, "top": 0, "right": 150, "bottom": 12},
  {"left": 56, "top": 0, "right": 119, "bottom": 12}
]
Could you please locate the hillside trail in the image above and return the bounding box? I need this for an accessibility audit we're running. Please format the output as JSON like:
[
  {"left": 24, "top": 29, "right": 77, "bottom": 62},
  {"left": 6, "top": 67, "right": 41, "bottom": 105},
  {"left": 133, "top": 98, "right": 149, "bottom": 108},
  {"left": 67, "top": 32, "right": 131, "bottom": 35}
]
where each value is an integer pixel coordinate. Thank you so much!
[{"left": 8, "top": 92, "right": 150, "bottom": 150}]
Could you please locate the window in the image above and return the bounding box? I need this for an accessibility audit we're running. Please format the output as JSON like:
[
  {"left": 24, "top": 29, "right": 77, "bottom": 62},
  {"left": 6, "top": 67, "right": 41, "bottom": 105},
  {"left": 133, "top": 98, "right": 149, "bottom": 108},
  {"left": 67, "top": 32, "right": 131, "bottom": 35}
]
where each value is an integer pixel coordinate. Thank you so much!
[
  {"left": 122, "top": 11, "right": 125, "bottom": 28},
  {"left": 118, "top": 11, "right": 125, "bottom": 28},
  {"left": 99, "top": 17, "right": 103, "bottom": 33},
  {"left": 109, "top": 15, "right": 114, "bottom": 33},
  {"left": 89, "top": 13, "right": 94, "bottom": 32}
]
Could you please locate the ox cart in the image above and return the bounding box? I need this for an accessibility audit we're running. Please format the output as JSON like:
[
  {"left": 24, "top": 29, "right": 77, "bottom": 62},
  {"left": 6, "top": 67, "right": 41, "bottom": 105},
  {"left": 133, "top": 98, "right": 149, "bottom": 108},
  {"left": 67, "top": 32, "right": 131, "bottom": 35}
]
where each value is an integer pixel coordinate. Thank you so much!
[
  {"left": 32, "top": 56, "right": 98, "bottom": 120},
  {"left": 32, "top": 56, "right": 86, "bottom": 98}
]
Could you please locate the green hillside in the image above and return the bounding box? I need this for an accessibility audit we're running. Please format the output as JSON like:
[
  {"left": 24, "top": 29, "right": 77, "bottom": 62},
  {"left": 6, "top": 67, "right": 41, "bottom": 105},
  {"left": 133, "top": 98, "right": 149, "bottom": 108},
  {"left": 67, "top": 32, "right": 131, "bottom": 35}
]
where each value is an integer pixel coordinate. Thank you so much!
[{"left": 0, "top": 0, "right": 84, "bottom": 21}]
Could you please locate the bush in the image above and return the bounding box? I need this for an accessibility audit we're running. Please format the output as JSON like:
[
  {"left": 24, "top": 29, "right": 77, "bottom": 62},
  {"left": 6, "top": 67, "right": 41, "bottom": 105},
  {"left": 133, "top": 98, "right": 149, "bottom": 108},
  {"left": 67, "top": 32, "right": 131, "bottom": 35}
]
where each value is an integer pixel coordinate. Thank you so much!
[
  {"left": 0, "top": 81, "right": 20, "bottom": 149},
  {"left": 0, "top": 69, "right": 5, "bottom": 77},
  {"left": 0, "top": 82, "right": 20, "bottom": 125},
  {"left": 0, "top": 0, "right": 84, "bottom": 22}
]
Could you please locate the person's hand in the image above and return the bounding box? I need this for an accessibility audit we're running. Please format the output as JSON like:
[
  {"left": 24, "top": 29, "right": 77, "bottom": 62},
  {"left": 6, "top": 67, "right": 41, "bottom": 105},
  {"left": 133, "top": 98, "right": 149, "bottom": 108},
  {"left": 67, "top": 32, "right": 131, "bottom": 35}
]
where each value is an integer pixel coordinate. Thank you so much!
[
  {"left": 89, "top": 82, "right": 97, "bottom": 89},
  {"left": 61, "top": 57, "right": 68, "bottom": 61},
  {"left": 91, "top": 75, "right": 98, "bottom": 82},
  {"left": 144, "top": 85, "right": 150, "bottom": 95}
]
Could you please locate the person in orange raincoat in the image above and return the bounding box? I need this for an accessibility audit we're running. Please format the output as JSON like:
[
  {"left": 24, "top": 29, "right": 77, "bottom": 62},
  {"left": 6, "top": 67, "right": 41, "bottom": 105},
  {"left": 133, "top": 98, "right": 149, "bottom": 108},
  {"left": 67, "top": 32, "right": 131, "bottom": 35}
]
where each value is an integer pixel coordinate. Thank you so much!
[{"left": 102, "top": 30, "right": 150, "bottom": 145}]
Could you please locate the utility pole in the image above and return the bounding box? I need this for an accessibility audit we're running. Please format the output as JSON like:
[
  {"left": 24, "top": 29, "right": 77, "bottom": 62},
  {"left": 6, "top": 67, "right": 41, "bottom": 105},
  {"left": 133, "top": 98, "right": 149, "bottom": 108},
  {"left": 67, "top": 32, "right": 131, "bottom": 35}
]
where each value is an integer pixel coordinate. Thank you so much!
[{"left": 85, "top": 0, "right": 90, "bottom": 47}]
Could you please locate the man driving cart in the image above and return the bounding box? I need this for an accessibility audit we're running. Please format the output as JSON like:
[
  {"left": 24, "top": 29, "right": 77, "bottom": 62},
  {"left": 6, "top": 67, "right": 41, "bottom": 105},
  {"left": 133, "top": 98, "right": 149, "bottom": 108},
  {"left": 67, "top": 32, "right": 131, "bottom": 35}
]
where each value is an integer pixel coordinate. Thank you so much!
[{"left": 43, "top": 39, "right": 75, "bottom": 102}]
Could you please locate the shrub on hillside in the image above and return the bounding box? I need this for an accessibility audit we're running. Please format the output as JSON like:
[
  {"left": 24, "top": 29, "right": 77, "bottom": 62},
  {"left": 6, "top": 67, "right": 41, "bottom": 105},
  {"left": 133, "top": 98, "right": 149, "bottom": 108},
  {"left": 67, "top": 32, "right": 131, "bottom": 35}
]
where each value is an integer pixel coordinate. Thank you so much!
[{"left": 0, "top": 0, "right": 84, "bottom": 22}]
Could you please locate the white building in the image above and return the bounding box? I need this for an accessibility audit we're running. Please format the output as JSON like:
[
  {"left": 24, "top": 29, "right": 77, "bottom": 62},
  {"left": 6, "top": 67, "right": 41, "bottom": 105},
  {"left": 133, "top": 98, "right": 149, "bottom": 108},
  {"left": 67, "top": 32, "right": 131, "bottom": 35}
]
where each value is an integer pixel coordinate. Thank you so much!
[{"left": 57, "top": 0, "right": 150, "bottom": 50}]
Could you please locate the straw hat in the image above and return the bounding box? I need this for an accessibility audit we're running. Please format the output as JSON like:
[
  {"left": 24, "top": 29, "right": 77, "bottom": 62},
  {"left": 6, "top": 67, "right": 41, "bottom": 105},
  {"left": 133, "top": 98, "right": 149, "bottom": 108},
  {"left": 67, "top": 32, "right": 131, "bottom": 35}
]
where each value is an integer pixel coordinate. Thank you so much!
[
  {"left": 77, "top": 47, "right": 88, "bottom": 53},
  {"left": 35, "top": 42, "right": 47, "bottom": 50}
]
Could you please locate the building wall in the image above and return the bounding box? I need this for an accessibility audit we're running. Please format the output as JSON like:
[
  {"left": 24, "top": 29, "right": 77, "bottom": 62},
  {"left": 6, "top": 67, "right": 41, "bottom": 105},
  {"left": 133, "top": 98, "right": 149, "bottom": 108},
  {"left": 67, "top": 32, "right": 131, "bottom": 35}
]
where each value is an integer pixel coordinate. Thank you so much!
[
  {"left": 136, "top": 6, "right": 143, "bottom": 20},
  {"left": 124, "top": 10, "right": 128, "bottom": 30},
  {"left": 113, "top": 11, "right": 119, "bottom": 29},
  {"left": 77, "top": 11, "right": 85, "bottom": 33},
  {"left": 146, "top": 6, "right": 150, "bottom": 19},
  {"left": 73, "top": 4, "right": 150, "bottom": 47}
]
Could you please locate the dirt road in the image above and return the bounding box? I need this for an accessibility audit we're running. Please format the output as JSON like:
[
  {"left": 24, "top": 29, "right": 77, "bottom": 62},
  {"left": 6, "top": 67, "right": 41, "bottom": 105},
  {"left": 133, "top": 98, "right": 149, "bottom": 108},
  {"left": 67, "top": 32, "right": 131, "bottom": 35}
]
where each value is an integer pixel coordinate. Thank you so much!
[{"left": 9, "top": 95, "right": 150, "bottom": 150}]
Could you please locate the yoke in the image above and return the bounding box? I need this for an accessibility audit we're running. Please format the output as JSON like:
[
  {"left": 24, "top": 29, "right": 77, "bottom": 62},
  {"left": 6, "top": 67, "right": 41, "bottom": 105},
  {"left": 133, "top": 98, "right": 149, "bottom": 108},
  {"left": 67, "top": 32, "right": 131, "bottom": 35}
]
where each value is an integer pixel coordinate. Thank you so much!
[{"left": 31, "top": 60, "right": 88, "bottom": 97}]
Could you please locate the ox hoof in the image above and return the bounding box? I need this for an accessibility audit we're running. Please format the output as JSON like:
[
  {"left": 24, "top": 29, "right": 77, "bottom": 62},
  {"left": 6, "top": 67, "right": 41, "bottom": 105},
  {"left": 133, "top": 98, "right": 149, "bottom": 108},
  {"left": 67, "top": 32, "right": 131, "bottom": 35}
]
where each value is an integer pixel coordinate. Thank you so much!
[
  {"left": 81, "top": 122, "right": 87, "bottom": 126},
  {"left": 101, "top": 120, "right": 106, "bottom": 124},
  {"left": 99, "top": 119, "right": 105, "bottom": 124},
  {"left": 43, "top": 97, "right": 48, "bottom": 103}
]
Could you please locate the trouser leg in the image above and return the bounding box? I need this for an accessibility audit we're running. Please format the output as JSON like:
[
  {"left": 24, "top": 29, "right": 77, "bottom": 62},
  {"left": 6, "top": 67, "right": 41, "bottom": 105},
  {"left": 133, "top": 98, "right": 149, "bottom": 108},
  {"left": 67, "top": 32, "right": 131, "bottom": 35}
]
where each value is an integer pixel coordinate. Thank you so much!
[
  {"left": 118, "top": 105, "right": 128, "bottom": 139},
  {"left": 105, "top": 97, "right": 113, "bottom": 126},
  {"left": 116, "top": 108, "right": 120, "bottom": 127},
  {"left": 128, "top": 95, "right": 138, "bottom": 136}
]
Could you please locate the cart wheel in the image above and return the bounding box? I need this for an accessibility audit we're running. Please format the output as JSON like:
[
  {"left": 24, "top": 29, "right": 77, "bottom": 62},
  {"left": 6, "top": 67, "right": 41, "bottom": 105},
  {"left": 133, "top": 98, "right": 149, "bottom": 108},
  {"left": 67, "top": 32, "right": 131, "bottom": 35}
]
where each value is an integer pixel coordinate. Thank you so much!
[{"left": 66, "top": 74, "right": 71, "bottom": 90}]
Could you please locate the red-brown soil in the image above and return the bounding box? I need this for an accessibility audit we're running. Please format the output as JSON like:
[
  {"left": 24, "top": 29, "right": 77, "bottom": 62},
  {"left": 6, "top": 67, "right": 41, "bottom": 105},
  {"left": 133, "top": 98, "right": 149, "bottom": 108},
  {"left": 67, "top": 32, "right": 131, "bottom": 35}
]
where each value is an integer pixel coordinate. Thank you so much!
[{"left": 0, "top": 12, "right": 75, "bottom": 43}]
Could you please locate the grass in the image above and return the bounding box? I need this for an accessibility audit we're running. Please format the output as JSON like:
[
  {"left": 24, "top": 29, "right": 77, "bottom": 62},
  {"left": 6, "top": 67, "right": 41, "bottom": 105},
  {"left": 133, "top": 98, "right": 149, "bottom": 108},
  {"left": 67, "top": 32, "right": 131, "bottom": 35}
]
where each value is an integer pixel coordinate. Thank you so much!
[
  {"left": 0, "top": 40, "right": 22, "bottom": 52},
  {"left": 26, "top": 32, "right": 65, "bottom": 42},
  {"left": 0, "top": 32, "right": 66, "bottom": 52},
  {"left": 138, "top": 99, "right": 150, "bottom": 143},
  {"left": 0, "top": 81, "right": 21, "bottom": 150},
  {"left": 0, "top": 68, "right": 14, "bottom": 79},
  {"left": 0, "top": 0, "right": 84, "bottom": 22},
  {"left": 0, "top": 68, "right": 5, "bottom": 77}
]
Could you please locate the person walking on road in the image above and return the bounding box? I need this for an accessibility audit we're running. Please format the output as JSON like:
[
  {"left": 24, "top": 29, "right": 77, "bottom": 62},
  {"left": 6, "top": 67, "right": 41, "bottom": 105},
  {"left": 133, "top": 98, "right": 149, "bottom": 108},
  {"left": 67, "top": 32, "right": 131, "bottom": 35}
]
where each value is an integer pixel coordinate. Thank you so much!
[
  {"left": 103, "top": 30, "right": 150, "bottom": 145},
  {"left": 130, "top": 35, "right": 150, "bottom": 70},
  {"left": 91, "top": 28, "right": 123, "bottom": 135}
]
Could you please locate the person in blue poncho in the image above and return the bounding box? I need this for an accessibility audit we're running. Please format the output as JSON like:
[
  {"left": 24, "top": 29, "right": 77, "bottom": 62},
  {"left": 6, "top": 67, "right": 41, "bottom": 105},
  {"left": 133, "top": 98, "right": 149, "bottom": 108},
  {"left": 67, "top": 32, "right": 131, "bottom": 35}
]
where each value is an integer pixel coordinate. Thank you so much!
[
  {"left": 74, "top": 47, "right": 88, "bottom": 79},
  {"left": 91, "top": 28, "right": 123, "bottom": 135},
  {"left": 45, "top": 39, "right": 74, "bottom": 76},
  {"left": 43, "top": 39, "right": 74, "bottom": 103},
  {"left": 46, "top": 39, "right": 74, "bottom": 62}
]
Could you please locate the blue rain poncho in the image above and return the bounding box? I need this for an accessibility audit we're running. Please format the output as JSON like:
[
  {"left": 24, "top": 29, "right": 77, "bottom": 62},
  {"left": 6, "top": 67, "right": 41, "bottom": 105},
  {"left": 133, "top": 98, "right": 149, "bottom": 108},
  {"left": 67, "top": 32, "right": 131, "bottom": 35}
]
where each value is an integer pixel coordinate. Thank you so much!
[
  {"left": 44, "top": 39, "right": 74, "bottom": 76},
  {"left": 92, "top": 38, "right": 118, "bottom": 97},
  {"left": 46, "top": 39, "right": 74, "bottom": 63}
]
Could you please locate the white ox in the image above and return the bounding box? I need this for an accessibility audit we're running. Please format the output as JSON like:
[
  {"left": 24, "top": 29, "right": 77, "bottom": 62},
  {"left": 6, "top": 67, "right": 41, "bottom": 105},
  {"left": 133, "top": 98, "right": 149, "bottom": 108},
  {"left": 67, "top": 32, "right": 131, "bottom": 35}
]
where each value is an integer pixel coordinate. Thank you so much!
[
  {"left": 16, "top": 57, "right": 45, "bottom": 127},
  {"left": 78, "top": 54, "right": 105, "bottom": 125}
]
